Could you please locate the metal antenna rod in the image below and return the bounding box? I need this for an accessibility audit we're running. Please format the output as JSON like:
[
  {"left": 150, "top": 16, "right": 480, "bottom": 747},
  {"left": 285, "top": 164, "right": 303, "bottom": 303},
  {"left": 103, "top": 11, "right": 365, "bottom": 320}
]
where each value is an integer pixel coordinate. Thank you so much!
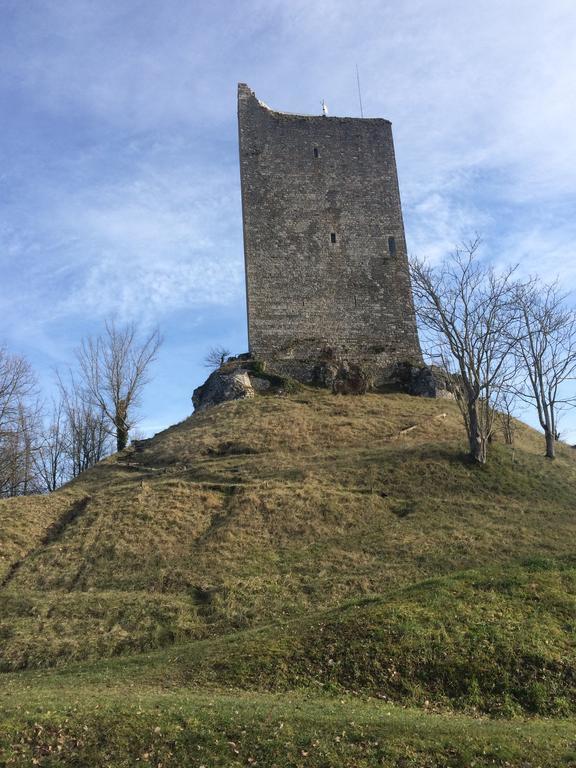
[{"left": 356, "top": 63, "right": 364, "bottom": 118}]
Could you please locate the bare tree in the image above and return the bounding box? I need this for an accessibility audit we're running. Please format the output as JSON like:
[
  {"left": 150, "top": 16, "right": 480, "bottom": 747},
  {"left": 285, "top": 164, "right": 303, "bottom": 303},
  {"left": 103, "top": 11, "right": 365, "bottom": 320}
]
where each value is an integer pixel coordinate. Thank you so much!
[
  {"left": 204, "top": 346, "right": 230, "bottom": 370},
  {"left": 0, "top": 347, "right": 40, "bottom": 497},
  {"left": 1, "top": 402, "right": 43, "bottom": 497},
  {"left": 76, "top": 321, "right": 162, "bottom": 452},
  {"left": 410, "top": 239, "right": 520, "bottom": 464},
  {"left": 514, "top": 282, "right": 576, "bottom": 459},
  {"left": 0, "top": 346, "right": 35, "bottom": 433},
  {"left": 35, "top": 402, "right": 66, "bottom": 492},
  {"left": 56, "top": 371, "right": 112, "bottom": 477},
  {"left": 35, "top": 393, "right": 80, "bottom": 493},
  {"left": 497, "top": 389, "right": 517, "bottom": 448},
  {"left": 67, "top": 401, "right": 111, "bottom": 476},
  {"left": 35, "top": 400, "right": 70, "bottom": 492}
]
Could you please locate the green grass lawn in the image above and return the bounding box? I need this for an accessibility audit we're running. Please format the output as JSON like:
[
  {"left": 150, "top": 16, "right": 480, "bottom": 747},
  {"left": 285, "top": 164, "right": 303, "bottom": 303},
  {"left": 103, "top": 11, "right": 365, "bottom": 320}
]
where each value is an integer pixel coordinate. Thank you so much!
[
  {"left": 2, "top": 684, "right": 576, "bottom": 767},
  {"left": 6, "top": 559, "right": 574, "bottom": 716}
]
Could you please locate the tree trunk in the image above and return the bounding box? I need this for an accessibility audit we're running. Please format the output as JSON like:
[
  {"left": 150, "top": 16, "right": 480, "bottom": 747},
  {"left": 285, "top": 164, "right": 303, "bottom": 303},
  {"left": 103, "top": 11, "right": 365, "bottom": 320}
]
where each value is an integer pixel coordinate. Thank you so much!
[
  {"left": 116, "top": 422, "right": 129, "bottom": 452},
  {"left": 115, "top": 400, "right": 129, "bottom": 452},
  {"left": 468, "top": 402, "right": 487, "bottom": 464},
  {"left": 544, "top": 428, "right": 555, "bottom": 459}
]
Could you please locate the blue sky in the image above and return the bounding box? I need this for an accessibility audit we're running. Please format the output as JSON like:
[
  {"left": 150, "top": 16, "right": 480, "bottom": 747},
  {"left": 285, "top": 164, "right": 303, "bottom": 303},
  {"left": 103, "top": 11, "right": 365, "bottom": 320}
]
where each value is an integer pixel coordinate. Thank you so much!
[{"left": 1, "top": 0, "right": 576, "bottom": 440}]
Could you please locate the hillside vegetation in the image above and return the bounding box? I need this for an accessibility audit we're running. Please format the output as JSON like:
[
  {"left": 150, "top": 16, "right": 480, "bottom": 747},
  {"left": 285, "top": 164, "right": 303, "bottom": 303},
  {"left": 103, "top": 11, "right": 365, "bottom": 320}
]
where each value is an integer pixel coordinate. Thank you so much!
[{"left": 1, "top": 387, "right": 576, "bottom": 766}]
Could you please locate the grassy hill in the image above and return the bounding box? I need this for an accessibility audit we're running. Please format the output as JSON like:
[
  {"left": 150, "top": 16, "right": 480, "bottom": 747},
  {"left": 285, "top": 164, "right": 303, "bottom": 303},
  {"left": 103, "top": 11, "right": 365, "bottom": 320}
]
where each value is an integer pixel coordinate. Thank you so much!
[{"left": 1, "top": 387, "right": 576, "bottom": 766}]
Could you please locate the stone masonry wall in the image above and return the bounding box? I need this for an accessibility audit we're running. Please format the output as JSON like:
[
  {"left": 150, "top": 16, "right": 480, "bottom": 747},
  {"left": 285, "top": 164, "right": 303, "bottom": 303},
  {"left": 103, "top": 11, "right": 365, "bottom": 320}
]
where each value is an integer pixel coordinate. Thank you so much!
[{"left": 238, "top": 83, "right": 422, "bottom": 384}]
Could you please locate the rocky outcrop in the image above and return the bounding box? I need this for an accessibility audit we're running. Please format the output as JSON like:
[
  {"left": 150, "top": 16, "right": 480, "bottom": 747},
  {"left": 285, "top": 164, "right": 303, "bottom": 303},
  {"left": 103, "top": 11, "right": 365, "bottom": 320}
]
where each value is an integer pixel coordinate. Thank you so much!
[
  {"left": 192, "top": 369, "right": 255, "bottom": 412},
  {"left": 332, "top": 362, "right": 370, "bottom": 395},
  {"left": 313, "top": 359, "right": 370, "bottom": 395},
  {"left": 393, "top": 362, "right": 454, "bottom": 399},
  {"left": 192, "top": 357, "right": 303, "bottom": 412},
  {"left": 220, "top": 352, "right": 453, "bottom": 400},
  {"left": 192, "top": 356, "right": 452, "bottom": 412}
]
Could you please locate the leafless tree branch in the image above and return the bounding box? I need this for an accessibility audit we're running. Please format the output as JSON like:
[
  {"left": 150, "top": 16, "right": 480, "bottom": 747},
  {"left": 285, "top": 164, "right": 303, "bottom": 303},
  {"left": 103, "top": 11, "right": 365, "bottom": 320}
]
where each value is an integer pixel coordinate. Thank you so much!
[
  {"left": 512, "top": 281, "right": 576, "bottom": 459},
  {"left": 75, "top": 321, "right": 162, "bottom": 452},
  {"left": 410, "top": 240, "right": 521, "bottom": 464}
]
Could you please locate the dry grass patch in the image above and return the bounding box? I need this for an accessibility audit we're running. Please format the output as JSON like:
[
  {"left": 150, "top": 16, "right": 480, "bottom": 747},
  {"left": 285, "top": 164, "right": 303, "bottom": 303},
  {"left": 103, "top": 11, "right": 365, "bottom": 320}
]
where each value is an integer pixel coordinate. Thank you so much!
[{"left": 1, "top": 387, "right": 575, "bottom": 669}]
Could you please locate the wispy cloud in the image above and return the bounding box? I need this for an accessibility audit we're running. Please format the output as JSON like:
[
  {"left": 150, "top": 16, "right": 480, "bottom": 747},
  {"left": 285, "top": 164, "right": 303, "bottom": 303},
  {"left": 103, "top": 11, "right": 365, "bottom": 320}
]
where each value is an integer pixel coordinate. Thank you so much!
[
  {"left": 0, "top": 139, "right": 244, "bottom": 331},
  {"left": 53, "top": 165, "right": 244, "bottom": 321}
]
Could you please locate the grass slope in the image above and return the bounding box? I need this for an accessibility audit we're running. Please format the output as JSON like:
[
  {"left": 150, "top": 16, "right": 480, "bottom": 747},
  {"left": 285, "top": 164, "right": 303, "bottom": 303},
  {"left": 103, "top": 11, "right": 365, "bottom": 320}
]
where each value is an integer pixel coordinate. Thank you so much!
[
  {"left": 0, "top": 494, "right": 72, "bottom": 583},
  {"left": 4, "top": 559, "right": 574, "bottom": 716},
  {"left": 1, "top": 387, "right": 576, "bottom": 765},
  {"left": 1, "top": 390, "right": 576, "bottom": 668}
]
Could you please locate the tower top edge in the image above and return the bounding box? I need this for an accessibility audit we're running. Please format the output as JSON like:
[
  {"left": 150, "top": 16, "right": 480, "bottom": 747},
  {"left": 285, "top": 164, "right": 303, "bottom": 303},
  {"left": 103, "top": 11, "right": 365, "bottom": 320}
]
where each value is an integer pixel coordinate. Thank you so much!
[{"left": 237, "top": 82, "right": 391, "bottom": 125}]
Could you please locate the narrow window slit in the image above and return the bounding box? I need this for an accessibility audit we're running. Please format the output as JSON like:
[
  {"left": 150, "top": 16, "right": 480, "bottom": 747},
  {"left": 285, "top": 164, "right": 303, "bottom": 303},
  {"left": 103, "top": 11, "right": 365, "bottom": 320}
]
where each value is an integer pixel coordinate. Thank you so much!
[
  {"left": 330, "top": 232, "right": 337, "bottom": 244},
  {"left": 313, "top": 147, "right": 319, "bottom": 158},
  {"left": 388, "top": 236, "right": 396, "bottom": 256}
]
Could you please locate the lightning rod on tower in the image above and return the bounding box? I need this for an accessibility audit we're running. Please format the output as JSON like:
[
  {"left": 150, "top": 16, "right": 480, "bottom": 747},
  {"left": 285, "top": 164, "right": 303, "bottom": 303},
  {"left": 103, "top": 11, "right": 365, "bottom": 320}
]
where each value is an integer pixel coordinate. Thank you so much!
[{"left": 356, "top": 64, "right": 364, "bottom": 118}]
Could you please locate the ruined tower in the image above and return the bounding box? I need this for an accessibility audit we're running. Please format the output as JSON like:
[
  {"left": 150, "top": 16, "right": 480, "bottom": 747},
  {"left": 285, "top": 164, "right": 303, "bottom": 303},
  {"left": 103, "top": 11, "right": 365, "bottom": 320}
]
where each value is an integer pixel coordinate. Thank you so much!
[{"left": 238, "top": 83, "right": 421, "bottom": 384}]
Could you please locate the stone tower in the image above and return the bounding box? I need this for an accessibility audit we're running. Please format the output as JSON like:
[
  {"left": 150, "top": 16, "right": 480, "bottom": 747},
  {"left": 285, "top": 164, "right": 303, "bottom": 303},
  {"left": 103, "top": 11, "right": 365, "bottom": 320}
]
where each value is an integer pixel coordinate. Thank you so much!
[{"left": 238, "top": 83, "right": 421, "bottom": 384}]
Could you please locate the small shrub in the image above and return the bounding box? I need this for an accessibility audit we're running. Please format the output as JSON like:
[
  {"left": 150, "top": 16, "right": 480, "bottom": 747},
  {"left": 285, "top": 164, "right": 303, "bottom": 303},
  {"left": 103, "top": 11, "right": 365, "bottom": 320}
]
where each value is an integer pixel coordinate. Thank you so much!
[
  {"left": 251, "top": 360, "right": 266, "bottom": 375},
  {"left": 524, "top": 681, "right": 551, "bottom": 714}
]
